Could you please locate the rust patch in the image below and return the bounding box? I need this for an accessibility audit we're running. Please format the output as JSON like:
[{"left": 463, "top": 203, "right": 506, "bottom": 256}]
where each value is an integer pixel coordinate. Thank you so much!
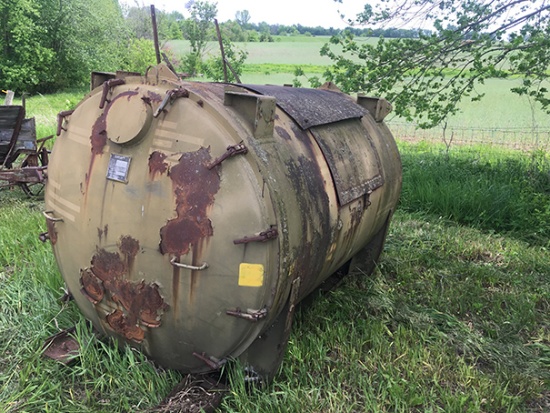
[
  {"left": 148, "top": 91, "right": 163, "bottom": 102},
  {"left": 85, "top": 90, "right": 139, "bottom": 193},
  {"left": 119, "top": 235, "right": 140, "bottom": 274},
  {"left": 172, "top": 265, "right": 180, "bottom": 314},
  {"left": 91, "top": 249, "right": 127, "bottom": 281},
  {"left": 80, "top": 268, "right": 104, "bottom": 303},
  {"left": 159, "top": 147, "right": 220, "bottom": 257},
  {"left": 119, "top": 235, "right": 139, "bottom": 258},
  {"left": 42, "top": 328, "right": 79, "bottom": 364},
  {"left": 106, "top": 309, "right": 145, "bottom": 343},
  {"left": 80, "top": 236, "right": 168, "bottom": 343},
  {"left": 149, "top": 151, "right": 168, "bottom": 179},
  {"left": 46, "top": 218, "right": 58, "bottom": 245},
  {"left": 90, "top": 112, "right": 107, "bottom": 157}
]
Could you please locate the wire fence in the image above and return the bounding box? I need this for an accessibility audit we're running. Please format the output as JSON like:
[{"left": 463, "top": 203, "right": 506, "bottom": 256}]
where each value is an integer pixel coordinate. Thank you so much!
[{"left": 388, "top": 121, "right": 550, "bottom": 152}]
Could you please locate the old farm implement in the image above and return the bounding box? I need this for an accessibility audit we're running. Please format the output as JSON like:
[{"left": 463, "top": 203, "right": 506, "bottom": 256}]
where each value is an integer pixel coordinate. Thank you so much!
[{"left": 0, "top": 92, "right": 52, "bottom": 196}]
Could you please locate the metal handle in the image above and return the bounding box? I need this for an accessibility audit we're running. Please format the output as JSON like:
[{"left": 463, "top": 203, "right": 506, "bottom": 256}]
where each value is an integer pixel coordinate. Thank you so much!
[
  {"left": 170, "top": 257, "right": 208, "bottom": 271},
  {"left": 42, "top": 210, "right": 64, "bottom": 222}
]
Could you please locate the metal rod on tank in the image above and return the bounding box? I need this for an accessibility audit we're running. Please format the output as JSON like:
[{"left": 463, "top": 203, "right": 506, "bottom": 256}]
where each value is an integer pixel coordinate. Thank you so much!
[
  {"left": 151, "top": 5, "right": 161, "bottom": 64},
  {"left": 213, "top": 19, "right": 241, "bottom": 82},
  {"left": 214, "top": 19, "right": 229, "bottom": 83}
]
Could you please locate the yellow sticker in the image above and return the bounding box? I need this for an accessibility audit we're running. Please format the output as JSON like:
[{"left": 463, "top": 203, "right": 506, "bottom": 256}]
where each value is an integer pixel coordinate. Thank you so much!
[{"left": 238, "top": 263, "right": 264, "bottom": 287}]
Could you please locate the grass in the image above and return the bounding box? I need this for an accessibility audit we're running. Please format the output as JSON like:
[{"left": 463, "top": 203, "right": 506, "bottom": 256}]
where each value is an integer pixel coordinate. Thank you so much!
[
  {"left": 1, "top": 194, "right": 548, "bottom": 412},
  {"left": 398, "top": 141, "right": 550, "bottom": 246}
]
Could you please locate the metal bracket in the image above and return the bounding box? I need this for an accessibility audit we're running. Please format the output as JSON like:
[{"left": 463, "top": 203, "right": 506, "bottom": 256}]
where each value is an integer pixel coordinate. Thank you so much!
[
  {"left": 153, "top": 88, "right": 190, "bottom": 117},
  {"left": 192, "top": 352, "right": 227, "bottom": 370},
  {"left": 56, "top": 110, "right": 75, "bottom": 136},
  {"left": 207, "top": 143, "right": 248, "bottom": 170},
  {"left": 226, "top": 307, "right": 268, "bottom": 322},
  {"left": 357, "top": 95, "right": 392, "bottom": 122},
  {"left": 170, "top": 257, "right": 208, "bottom": 271},
  {"left": 224, "top": 89, "right": 276, "bottom": 138},
  {"left": 99, "top": 79, "right": 126, "bottom": 109},
  {"left": 43, "top": 210, "right": 64, "bottom": 222},
  {"left": 233, "top": 226, "right": 278, "bottom": 245}
]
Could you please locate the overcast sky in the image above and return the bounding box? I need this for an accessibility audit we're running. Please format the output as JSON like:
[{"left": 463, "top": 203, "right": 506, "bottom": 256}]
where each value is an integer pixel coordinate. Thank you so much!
[{"left": 121, "top": 0, "right": 368, "bottom": 28}]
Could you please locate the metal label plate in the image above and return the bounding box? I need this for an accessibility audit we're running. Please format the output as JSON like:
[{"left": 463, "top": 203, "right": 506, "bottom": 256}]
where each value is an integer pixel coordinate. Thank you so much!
[{"left": 106, "top": 153, "right": 131, "bottom": 183}]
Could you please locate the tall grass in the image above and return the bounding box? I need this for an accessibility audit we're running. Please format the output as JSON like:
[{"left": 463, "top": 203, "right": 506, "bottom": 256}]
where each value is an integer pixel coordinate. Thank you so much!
[{"left": 398, "top": 141, "right": 550, "bottom": 246}]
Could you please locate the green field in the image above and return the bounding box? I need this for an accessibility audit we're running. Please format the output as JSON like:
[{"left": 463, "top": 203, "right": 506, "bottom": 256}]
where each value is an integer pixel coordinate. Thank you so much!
[
  {"left": 167, "top": 36, "right": 549, "bottom": 139},
  {"left": 1, "top": 38, "right": 549, "bottom": 412}
]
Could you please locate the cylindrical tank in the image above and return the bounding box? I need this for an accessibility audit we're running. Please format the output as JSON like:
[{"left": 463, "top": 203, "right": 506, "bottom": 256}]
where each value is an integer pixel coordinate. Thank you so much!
[{"left": 44, "top": 64, "right": 401, "bottom": 379}]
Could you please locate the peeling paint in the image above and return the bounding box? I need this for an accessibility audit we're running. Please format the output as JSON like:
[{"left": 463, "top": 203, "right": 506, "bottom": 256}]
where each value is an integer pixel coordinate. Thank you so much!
[
  {"left": 85, "top": 90, "right": 139, "bottom": 194},
  {"left": 159, "top": 147, "right": 220, "bottom": 257},
  {"left": 46, "top": 218, "right": 58, "bottom": 245},
  {"left": 119, "top": 235, "right": 140, "bottom": 274},
  {"left": 148, "top": 151, "right": 168, "bottom": 179},
  {"left": 79, "top": 235, "right": 168, "bottom": 343},
  {"left": 80, "top": 268, "right": 104, "bottom": 303}
]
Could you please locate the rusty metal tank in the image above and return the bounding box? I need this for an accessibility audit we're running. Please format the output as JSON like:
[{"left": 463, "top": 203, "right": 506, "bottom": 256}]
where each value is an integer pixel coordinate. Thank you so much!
[{"left": 43, "top": 64, "right": 401, "bottom": 379}]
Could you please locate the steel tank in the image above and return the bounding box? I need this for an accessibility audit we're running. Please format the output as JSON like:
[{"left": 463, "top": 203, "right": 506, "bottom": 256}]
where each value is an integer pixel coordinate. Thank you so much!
[{"left": 44, "top": 64, "right": 401, "bottom": 379}]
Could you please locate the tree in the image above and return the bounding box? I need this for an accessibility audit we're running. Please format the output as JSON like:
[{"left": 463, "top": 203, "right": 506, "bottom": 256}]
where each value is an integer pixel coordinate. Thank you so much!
[
  {"left": 202, "top": 37, "right": 248, "bottom": 82},
  {"left": 235, "top": 10, "right": 251, "bottom": 28},
  {"left": 323, "top": 0, "right": 550, "bottom": 128},
  {"left": 0, "top": 0, "right": 55, "bottom": 92},
  {"left": 181, "top": 0, "right": 217, "bottom": 75},
  {"left": 0, "top": 0, "right": 129, "bottom": 93},
  {"left": 220, "top": 20, "right": 247, "bottom": 42}
]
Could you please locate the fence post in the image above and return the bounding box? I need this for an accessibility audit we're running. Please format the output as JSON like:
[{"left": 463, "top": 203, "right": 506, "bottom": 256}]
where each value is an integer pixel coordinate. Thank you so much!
[{"left": 3, "top": 90, "right": 14, "bottom": 105}]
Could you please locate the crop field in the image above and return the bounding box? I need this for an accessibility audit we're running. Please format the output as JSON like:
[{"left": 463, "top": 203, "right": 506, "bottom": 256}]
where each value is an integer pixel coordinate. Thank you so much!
[
  {"left": 1, "top": 37, "right": 549, "bottom": 412},
  {"left": 169, "top": 36, "right": 549, "bottom": 145}
]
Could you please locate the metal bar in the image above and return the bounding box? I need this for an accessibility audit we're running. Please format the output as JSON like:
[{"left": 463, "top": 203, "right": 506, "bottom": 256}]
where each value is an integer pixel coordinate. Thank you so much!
[
  {"left": 226, "top": 307, "right": 268, "bottom": 322},
  {"left": 224, "top": 58, "right": 241, "bottom": 84},
  {"left": 170, "top": 257, "right": 208, "bottom": 271},
  {"left": 161, "top": 52, "right": 178, "bottom": 76},
  {"left": 57, "top": 110, "right": 75, "bottom": 136},
  {"left": 207, "top": 143, "right": 247, "bottom": 169},
  {"left": 153, "top": 88, "right": 189, "bottom": 118},
  {"left": 99, "top": 79, "right": 125, "bottom": 109},
  {"left": 192, "top": 352, "right": 226, "bottom": 370},
  {"left": 233, "top": 227, "right": 278, "bottom": 245},
  {"left": 214, "top": 19, "right": 228, "bottom": 82},
  {"left": 0, "top": 166, "right": 44, "bottom": 183},
  {"left": 151, "top": 5, "right": 161, "bottom": 65},
  {"left": 42, "top": 210, "right": 64, "bottom": 222}
]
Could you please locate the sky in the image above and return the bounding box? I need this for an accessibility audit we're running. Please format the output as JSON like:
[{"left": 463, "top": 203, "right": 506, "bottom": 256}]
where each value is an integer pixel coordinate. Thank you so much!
[{"left": 120, "top": 0, "right": 368, "bottom": 29}]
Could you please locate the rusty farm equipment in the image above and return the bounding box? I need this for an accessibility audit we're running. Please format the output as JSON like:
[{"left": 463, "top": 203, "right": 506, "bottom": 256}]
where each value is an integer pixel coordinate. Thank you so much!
[{"left": 0, "top": 93, "right": 52, "bottom": 196}]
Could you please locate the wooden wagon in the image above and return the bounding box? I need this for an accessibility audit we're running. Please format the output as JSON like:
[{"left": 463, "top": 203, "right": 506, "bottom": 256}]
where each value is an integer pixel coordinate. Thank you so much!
[{"left": 0, "top": 92, "right": 52, "bottom": 196}]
